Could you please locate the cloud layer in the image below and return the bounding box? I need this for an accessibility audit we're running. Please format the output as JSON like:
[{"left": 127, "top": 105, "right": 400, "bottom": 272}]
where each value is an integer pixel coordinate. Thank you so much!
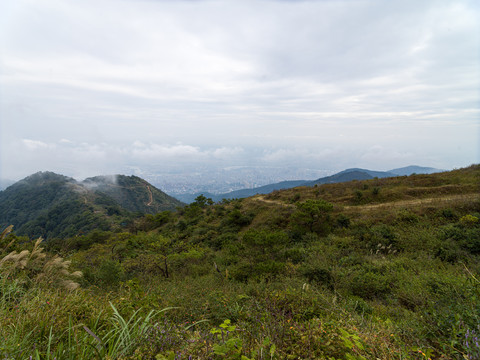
[{"left": 1, "top": 0, "right": 478, "bottom": 181}]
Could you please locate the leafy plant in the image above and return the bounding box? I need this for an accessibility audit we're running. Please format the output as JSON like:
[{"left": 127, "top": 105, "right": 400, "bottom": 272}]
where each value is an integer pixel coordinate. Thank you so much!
[{"left": 210, "top": 320, "right": 252, "bottom": 360}]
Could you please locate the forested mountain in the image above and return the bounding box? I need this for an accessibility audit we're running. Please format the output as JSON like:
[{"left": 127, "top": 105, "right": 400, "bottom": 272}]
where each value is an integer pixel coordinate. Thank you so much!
[
  {"left": 82, "top": 174, "right": 183, "bottom": 213},
  {"left": 0, "top": 171, "right": 183, "bottom": 238}
]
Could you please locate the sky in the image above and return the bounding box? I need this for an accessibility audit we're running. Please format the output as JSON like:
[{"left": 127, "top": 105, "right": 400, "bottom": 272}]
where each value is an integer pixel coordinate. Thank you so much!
[{"left": 0, "top": 0, "right": 479, "bottom": 183}]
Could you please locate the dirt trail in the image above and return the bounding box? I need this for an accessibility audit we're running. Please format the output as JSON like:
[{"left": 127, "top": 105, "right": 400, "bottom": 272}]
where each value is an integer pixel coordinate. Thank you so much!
[
  {"left": 89, "top": 182, "right": 155, "bottom": 206},
  {"left": 342, "top": 193, "right": 478, "bottom": 211},
  {"left": 146, "top": 185, "right": 153, "bottom": 206},
  {"left": 253, "top": 195, "right": 295, "bottom": 208},
  {"left": 253, "top": 193, "right": 479, "bottom": 212}
]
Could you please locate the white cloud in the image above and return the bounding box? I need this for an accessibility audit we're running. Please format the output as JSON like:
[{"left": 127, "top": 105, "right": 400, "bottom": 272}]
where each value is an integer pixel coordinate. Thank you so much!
[
  {"left": 0, "top": 0, "right": 478, "bottom": 181},
  {"left": 22, "top": 139, "right": 55, "bottom": 150},
  {"left": 211, "top": 147, "right": 244, "bottom": 159},
  {"left": 261, "top": 147, "right": 337, "bottom": 165},
  {"left": 131, "top": 144, "right": 202, "bottom": 159},
  {"left": 360, "top": 146, "right": 415, "bottom": 165}
]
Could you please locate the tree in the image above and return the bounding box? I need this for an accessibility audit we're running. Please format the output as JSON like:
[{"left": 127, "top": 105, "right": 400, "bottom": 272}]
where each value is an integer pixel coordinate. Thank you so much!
[
  {"left": 193, "top": 195, "right": 214, "bottom": 208},
  {"left": 292, "top": 199, "right": 333, "bottom": 235}
]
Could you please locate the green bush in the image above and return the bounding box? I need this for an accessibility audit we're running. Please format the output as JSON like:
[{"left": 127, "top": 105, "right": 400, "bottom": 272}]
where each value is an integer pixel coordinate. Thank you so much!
[
  {"left": 336, "top": 214, "right": 351, "bottom": 228},
  {"left": 97, "top": 260, "right": 124, "bottom": 286},
  {"left": 302, "top": 267, "right": 333, "bottom": 289},
  {"left": 291, "top": 199, "right": 333, "bottom": 235},
  {"left": 348, "top": 270, "right": 393, "bottom": 300}
]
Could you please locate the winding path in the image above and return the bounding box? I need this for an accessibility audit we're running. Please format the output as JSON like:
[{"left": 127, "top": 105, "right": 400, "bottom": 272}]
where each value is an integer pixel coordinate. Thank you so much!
[
  {"left": 253, "top": 195, "right": 294, "bottom": 208},
  {"left": 253, "top": 193, "right": 479, "bottom": 212},
  {"left": 341, "top": 193, "right": 479, "bottom": 212},
  {"left": 146, "top": 185, "right": 153, "bottom": 206}
]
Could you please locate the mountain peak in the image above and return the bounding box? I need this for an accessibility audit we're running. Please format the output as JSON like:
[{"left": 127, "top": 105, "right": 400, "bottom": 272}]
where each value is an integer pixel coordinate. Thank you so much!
[
  {"left": 388, "top": 165, "right": 444, "bottom": 176},
  {"left": 0, "top": 171, "right": 184, "bottom": 238},
  {"left": 15, "top": 171, "right": 76, "bottom": 187}
]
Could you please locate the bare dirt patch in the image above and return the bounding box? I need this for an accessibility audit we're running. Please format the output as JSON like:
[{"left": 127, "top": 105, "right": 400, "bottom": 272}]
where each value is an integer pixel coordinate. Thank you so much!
[
  {"left": 253, "top": 195, "right": 295, "bottom": 208},
  {"left": 146, "top": 185, "right": 153, "bottom": 206}
]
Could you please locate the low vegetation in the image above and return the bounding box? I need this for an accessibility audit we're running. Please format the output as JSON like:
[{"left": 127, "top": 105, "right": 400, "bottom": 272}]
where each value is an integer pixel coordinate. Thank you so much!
[{"left": 1, "top": 165, "right": 479, "bottom": 359}]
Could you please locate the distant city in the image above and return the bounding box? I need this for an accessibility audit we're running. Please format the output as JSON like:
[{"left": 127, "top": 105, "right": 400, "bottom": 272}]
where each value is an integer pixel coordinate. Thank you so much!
[{"left": 139, "top": 167, "right": 333, "bottom": 196}]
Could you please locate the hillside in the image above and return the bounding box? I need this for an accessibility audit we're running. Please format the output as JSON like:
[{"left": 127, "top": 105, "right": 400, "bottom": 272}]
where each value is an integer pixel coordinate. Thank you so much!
[
  {"left": 177, "top": 165, "right": 444, "bottom": 203},
  {"left": 1, "top": 165, "right": 478, "bottom": 359},
  {"left": 82, "top": 174, "right": 183, "bottom": 213},
  {"left": 0, "top": 171, "right": 183, "bottom": 238}
]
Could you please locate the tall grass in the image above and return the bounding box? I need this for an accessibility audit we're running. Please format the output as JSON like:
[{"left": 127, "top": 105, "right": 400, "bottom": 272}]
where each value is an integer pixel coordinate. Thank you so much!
[{"left": 0, "top": 286, "right": 169, "bottom": 359}]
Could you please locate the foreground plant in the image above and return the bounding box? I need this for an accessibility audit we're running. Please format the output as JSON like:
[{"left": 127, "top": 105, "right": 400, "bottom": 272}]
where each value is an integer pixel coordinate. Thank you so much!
[{"left": 0, "top": 226, "right": 82, "bottom": 291}]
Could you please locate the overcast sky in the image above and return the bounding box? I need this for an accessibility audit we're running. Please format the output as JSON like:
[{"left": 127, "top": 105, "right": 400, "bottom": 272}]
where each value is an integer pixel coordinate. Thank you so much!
[{"left": 0, "top": 0, "right": 478, "bottom": 181}]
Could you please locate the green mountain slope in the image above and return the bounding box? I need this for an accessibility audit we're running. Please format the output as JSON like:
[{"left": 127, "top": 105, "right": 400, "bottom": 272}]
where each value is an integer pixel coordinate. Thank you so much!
[
  {"left": 82, "top": 175, "right": 183, "bottom": 213},
  {"left": 0, "top": 172, "right": 183, "bottom": 238}
]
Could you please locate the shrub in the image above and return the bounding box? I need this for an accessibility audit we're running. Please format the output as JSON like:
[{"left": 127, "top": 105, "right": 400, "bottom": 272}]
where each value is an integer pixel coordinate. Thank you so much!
[
  {"left": 460, "top": 214, "right": 479, "bottom": 227},
  {"left": 291, "top": 193, "right": 301, "bottom": 203},
  {"left": 440, "top": 208, "right": 457, "bottom": 220},
  {"left": 440, "top": 224, "right": 480, "bottom": 255},
  {"left": 291, "top": 199, "right": 333, "bottom": 235},
  {"left": 336, "top": 214, "right": 351, "bottom": 228},
  {"left": 283, "top": 247, "right": 306, "bottom": 264},
  {"left": 346, "top": 296, "right": 373, "bottom": 315},
  {"left": 348, "top": 270, "right": 393, "bottom": 300},
  {"left": 434, "top": 240, "right": 465, "bottom": 264},
  {"left": 396, "top": 209, "right": 419, "bottom": 224},
  {"left": 371, "top": 224, "right": 397, "bottom": 246},
  {"left": 302, "top": 267, "right": 333, "bottom": 289},
  {"left": 222, "top": 209, "right": 254, "bottom": 230},
  {"left": 96, "top": 260, "right": 124, "bottom": 286},
  {"left": 354, "top": 190, "right": 363, "bottom": 202}
]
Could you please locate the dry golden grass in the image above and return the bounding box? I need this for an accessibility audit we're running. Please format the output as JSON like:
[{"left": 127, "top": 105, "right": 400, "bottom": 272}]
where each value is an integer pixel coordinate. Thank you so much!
[{"left": 0, "top": 229, "right": 82, "bottom": 290}]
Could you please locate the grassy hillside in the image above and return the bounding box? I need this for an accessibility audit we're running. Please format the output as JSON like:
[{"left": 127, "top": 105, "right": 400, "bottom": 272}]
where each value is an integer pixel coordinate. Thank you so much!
[{"left": 0, "top": 165, "right": 479, "bottom": 359}]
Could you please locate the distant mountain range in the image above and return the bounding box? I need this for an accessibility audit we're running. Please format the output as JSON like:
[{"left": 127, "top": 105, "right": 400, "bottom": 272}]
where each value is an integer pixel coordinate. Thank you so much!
[
  {"left": 175, "top": 165, "right": 444, "bottom": 203},
  {"left": 388, "top": 166, "right": 442, "bottom": 176},
  {"left": 0, "top": 166, "right": 444, "bottom": 237},
  {"left": 0, "top": 171, "right": 183, "bottom": 239}
]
